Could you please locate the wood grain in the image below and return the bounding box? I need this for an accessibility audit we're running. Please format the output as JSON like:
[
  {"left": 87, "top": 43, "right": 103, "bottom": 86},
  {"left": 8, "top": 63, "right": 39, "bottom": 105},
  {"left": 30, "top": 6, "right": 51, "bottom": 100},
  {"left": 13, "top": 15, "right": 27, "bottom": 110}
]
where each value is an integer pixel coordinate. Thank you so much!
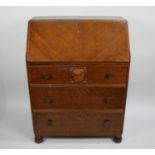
[
  {"left": 28, "top": 64, "right": 128, "bottom": 84},
  {"left": 26, "top": 17, "right": 130, "bottom": 143},
  {"left": 33, "top": 110, "right": 123, "bottom": 136},
  {"left": 26, "top": 18, "right": 130, "bottom": 63},
  {"left": 30, "top": 86, "right": 126, "bottom": 110}
]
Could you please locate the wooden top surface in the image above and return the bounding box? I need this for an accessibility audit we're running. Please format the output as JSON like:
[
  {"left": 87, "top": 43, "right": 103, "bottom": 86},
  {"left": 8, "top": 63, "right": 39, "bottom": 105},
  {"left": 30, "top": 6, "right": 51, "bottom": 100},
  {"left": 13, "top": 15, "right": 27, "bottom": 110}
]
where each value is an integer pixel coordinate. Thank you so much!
[{"left": 26, "top": 17, "right": 130, "bottom": 63}]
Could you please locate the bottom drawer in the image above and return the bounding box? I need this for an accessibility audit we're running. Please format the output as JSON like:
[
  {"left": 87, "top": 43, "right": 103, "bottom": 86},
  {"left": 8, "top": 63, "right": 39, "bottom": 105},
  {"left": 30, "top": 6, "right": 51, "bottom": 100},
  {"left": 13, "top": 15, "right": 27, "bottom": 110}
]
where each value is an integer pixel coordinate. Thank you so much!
[{"left": 33, "top": 110, "right": 123, "bottom": 136}]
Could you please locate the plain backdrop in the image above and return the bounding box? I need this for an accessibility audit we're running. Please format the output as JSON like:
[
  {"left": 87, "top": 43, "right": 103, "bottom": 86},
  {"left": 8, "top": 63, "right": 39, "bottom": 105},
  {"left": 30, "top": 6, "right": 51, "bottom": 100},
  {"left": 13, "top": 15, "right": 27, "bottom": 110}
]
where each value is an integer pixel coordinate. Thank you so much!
[{"left": 0, "top": 6, "right": 155, "bottom": 149}]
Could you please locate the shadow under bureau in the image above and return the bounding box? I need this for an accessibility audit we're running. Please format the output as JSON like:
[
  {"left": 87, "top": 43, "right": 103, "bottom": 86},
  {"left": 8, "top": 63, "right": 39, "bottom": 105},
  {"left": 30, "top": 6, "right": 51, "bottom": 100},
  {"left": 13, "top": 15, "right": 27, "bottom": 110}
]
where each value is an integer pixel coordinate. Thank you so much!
[{"left": 26, "top": 17, "right": 130, "bottom": 143}]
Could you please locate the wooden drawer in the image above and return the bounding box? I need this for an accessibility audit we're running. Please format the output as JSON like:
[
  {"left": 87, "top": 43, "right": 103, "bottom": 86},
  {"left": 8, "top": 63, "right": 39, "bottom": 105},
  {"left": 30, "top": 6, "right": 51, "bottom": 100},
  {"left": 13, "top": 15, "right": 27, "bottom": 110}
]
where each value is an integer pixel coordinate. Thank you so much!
[
  {"left": 33, "top": 110, "right": 123, "bottom": 136},
  {"left": 31, "top": 86, "right": 126, "bottom": 109},
  {"left": 28, "top": 64, "right": 128, "bottom": 84}
]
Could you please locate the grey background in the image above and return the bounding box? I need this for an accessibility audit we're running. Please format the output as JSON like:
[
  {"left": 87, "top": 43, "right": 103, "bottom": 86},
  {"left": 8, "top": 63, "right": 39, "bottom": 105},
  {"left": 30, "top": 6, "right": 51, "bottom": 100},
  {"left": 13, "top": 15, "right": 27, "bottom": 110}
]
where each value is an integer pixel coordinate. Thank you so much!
[{"left": 0, "top": 6, "right": 155, "bottom": 148}]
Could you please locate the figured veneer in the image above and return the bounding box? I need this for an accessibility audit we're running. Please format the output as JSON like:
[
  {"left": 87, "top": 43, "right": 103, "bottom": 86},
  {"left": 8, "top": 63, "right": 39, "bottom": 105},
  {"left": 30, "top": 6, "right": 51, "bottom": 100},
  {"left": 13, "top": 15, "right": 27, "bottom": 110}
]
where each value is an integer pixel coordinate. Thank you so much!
[
  {"left": 26, "top": 16, "right": 130, "bottom": 143},
  {"left": 30, "top": 86, "right": 126, "bottom": 110},
  {"left": 28, "top": 64, "right": 128, "bottom": 84}
]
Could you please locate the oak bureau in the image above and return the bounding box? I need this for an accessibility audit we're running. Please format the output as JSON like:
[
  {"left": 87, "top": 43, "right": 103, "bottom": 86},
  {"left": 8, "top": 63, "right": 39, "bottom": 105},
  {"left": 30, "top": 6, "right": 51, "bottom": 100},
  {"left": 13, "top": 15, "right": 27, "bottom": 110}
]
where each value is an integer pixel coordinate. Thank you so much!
[{"left": 26, "top": 17, "right": 130, "bottom": 143}]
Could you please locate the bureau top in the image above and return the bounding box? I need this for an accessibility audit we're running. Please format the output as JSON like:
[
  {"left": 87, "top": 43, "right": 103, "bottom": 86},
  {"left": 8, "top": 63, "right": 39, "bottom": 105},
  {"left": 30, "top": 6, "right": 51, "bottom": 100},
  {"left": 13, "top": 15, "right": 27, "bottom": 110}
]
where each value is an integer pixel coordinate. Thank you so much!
[{"left": 26, "top": 17, "right": 130, "bottom": 63}]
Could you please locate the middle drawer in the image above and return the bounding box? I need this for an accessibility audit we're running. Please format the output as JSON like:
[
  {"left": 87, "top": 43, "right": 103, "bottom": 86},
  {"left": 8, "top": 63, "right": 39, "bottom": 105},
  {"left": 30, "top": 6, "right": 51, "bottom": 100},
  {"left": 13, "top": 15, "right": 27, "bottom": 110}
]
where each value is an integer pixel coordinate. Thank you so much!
[{"left": 30, "top": 86, "right": 126, "bottom": 109}]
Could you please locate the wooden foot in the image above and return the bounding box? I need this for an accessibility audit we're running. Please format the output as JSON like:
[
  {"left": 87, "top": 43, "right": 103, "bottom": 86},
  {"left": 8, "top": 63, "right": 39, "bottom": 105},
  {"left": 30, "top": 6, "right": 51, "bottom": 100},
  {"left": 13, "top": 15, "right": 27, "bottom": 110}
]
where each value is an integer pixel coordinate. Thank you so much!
[
  {"left": 113, "top": 135, "right": 122, "bottom": 143},
  {"left": 35, "top": 136, "right": 43, "bottom": 143}
]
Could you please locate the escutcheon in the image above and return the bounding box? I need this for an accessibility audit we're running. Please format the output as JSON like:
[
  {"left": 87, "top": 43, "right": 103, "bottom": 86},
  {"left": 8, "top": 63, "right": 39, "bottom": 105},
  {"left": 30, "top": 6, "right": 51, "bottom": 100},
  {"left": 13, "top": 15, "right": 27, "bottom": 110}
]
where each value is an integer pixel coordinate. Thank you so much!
[{"left": 70, "top": 67, "right": 87, "bottom": 83}]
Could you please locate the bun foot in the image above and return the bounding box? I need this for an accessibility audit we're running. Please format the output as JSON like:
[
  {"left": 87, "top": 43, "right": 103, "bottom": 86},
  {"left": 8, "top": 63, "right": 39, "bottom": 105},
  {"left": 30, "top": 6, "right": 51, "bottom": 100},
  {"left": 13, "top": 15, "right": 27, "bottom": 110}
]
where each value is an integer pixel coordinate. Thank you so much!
[
  {"left": 35, "top": 136, "right": 43, "bottom": 143},
  {"left": 113, "top": 136, "right": 122, "bottom": 143}
]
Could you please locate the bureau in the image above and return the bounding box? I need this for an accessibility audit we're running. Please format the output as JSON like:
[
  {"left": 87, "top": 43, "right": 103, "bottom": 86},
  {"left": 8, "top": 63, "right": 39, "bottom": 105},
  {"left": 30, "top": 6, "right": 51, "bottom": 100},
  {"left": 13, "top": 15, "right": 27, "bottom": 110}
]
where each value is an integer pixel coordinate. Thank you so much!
[{"left": 26, "top": 17, "right": 130, "bottom": 143}]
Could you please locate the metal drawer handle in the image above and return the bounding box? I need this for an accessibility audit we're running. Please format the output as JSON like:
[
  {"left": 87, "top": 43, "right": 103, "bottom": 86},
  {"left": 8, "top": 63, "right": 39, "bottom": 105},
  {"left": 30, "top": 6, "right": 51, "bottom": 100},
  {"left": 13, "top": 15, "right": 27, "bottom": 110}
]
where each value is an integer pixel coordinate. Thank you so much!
[
  {"left": 105, "top": 72, "right": 113, "bottom": 80},
  {"left": 44, "top": 96, "right": 53, "bottom": 104},
  {"left": 46, "top": 119, "right": 53, "bottom": 128},
  {"left": 42, "top": 73, "right": 52, "bottom": 80},
  {"left": 104, "top": 97, "right": 113, "bottom": 104},
  {"left": 103, "top": 120, "right": 110, "bottom": 128}
]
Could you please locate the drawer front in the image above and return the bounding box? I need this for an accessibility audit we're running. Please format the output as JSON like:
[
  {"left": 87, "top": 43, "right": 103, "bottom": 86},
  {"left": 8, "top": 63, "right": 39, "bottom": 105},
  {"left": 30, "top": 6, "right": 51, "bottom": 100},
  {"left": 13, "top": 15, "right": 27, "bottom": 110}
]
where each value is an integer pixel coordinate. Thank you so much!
[
  {"left": 28, "top": 64, "right": 128, "bottom": 84},
  {"left": 33, "top": 110, "right": 123, "bottom": 136},
  {"left": 31, "top": 86, "right": 126, "bottom": 109}
]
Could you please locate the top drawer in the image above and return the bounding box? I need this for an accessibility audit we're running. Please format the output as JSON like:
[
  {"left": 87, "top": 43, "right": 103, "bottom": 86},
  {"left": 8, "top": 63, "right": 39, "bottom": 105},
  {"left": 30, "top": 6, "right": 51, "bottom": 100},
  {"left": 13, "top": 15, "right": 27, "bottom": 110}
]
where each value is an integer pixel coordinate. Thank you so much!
[{"left": 27, "top": 64, "right": 128, "bottom": 84}]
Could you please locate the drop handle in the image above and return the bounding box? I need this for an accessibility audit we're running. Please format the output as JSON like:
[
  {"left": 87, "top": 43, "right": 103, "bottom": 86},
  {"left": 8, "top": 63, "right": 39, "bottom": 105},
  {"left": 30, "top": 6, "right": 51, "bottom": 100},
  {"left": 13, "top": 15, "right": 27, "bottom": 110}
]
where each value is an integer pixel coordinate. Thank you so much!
[
  {"left": 42, "top": 73, "right": 52, "bottom": 80},
  {"left": 44, "top": 96, "right": 53, "bottom": 104},
  {"left": 105, "top": 72, "right": 113, "bottom": 80},
  {"left": 46, "top": 119, "right": 53, "bottom": 128}
]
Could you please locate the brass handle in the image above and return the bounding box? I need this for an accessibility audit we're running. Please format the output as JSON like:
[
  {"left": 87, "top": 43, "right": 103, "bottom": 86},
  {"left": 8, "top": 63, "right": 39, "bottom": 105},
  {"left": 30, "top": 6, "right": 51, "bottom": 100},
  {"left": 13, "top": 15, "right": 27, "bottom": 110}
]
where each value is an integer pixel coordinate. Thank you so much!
[
  {"left": 105, "top": 72, "right": 113, "bottom": 80},
  {"left": 103, "top": 120, "right": 110, "bottom": 128},
  {"left": 44, "top": 96, "right": 53, "bottom": 104},
  {"left": 46, "top": 119, "right": 53, "bottom": 128},
  {"left": 42, "top": 73, "right": 52, "bottom": 80},
  {"left": 104, "top": 97, "right": 113, "bottom": 104}
]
